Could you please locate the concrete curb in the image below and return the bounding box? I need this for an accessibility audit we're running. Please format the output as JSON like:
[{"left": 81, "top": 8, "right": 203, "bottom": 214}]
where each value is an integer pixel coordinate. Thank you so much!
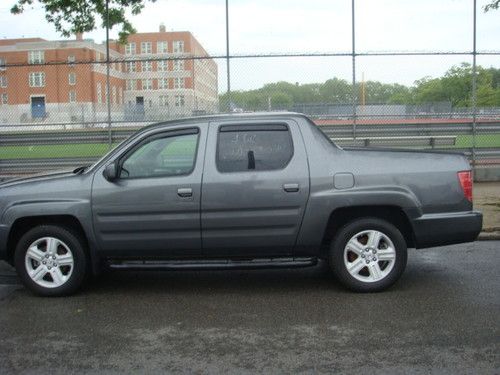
[{"left": 478, "top": 231, "right": 500, "bottom": 241}]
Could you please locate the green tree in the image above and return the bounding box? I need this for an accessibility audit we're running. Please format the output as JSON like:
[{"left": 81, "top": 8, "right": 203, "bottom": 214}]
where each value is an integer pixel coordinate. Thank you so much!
[
  {"left": 219, "top": 64, "right": 500, "bottom": 111},
  {"left": 319, "top": 78, "right": 351, "bottom": 103},
  {"left": 412, "top": 64, "right": 500, "bottom": 107},
  {"left": 269, "top": 92, "right": 292, "bottom": 109},
  {"left": 413, "top": 77, "right": 448, "bottom": 104},
  {"left": 484, "top": 0, "right": 499, "bottom": 12},
  {"left": 476, "top": 84, "right": 497, "bottom": 106},
  {"left": 10, "top": 0, "right": 155, "bottom": 43},
  {"left": 388, "top": 86, "right": 415, "bottom": 104}
]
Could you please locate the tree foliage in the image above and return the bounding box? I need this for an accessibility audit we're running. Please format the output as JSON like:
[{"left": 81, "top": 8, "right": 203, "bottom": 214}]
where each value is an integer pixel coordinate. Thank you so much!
[
  {"left": 484, "top": 0, "right": 500, "bottom": 12},
  {"left": 220, "top": 64, "right": 500, "bottom": 111},
  {"left": 10, "top": 0, "right": 155, "bottom": 43}
]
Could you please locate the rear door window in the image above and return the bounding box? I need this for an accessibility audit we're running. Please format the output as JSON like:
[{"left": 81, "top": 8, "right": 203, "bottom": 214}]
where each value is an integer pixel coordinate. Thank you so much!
[{"left": 217, "top": 124, "right": 293, "bottom": 173}]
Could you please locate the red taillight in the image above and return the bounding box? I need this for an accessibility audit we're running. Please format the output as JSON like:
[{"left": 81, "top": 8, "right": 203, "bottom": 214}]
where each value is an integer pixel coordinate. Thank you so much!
[{"left": 457, "top": 170, "right": 473, "bottom": 202}]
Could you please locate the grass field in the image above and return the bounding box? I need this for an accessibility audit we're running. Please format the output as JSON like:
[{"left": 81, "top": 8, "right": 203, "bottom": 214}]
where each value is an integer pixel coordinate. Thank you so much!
[{"left": 0, "top": 134, "right": 499, "bottom": 159}]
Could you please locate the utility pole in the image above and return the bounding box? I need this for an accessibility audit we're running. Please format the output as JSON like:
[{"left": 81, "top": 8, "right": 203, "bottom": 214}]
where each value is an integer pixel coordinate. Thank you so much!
[
  {"left": 106, "top": 0, "right": 112, "bottom": 149},
  {"left": 361, "top": 72, "right": 366, "bottom": 107},
  {"left": 225, "top": 0, "right": 231, "bottom": 112}
]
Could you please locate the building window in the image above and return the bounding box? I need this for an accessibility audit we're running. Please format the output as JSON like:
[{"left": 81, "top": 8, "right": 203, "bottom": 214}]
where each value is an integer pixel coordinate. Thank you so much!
[
  {"left": 173, "top": 60, "right": 184, "bottom": 71},
  {"left": 158, "top": 78, "right": 168, "bottom": 89},
  {"left": 0, "top": 76, "right": 7, "bottom": 88},
  {"left": 142, "top": 61, "right": 153, "bottom": 72},
  {"left": 29, "top": 72, "right": 45, "bottom": 87},
  {"left": 0, "top": 58, "right": 5, "bottom": 71},
  {"left": 118, "top": 87, "right": 123, "bottom": 104},
  {"left": 68, "top": 72, "right": 76, "bottom": 85},
  {"left": 175, "top": 95, "right": 185, "bottom": 107},
  {"left": 69, "top": 91, "right": 76, "bottom": 103},
  {"left": 157, "top": 60, "right": 168, "bottom": 72},
  {"left": 174, "top": 77, "right": 184, "bottom": 89},
  {"left": 125, "top": 43, "right": 136, "bottom": 55},
  {"left": 157, "top": 41, "right": 168, "bottom": 54},
  {"left": 28, "top": 50, "right": 44, "bottom": 64},
  {"left": 1, "top": 93, "right": 7, "bottom": 105},
  {"left": 141, "top": 42, "right": 152, "bottom": 54},
  {"left": 173, "top": 41, "right": 184, "bottom": 53},
  {"left": 159, "top": 95, "right": 168, "bottom": 106},
  {"left": 142, "top": 79, "right": 153, "bottom": 90},
  {"left": 68, "top": 55, "right": 76, "bottom": 65},
  {"left": 126, "top": 61, "right": 136, "bottom": 72},
  {"left": 126, "top": 79, "right": 136, "bottom": 90},
  {"left": 97, "top": 83, "right": 102, "bottom": 104},
  {"left": 112, "top": 86, "right": 117, "bottom": 104}
]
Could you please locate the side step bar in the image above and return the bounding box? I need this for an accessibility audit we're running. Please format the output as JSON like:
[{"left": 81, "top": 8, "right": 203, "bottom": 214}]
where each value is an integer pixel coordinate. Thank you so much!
[{"left": 107, "top": 257, "right": 318, "bottom": 271}]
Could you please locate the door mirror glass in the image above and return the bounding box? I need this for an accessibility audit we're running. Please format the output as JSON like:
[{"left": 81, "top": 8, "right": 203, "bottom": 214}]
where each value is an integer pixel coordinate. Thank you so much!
[{"left": 103, "top": 162, "right": 118, "bottom": 181}]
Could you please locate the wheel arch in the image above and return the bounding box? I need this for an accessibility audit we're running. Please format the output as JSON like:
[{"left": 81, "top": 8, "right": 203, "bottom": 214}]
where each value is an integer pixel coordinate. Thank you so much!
[
  {"left": 321, "top": 205, "right": 416, "bottom": 256},
  {"left": 6, "top": 215, "right": 94, "bottom": 269}
]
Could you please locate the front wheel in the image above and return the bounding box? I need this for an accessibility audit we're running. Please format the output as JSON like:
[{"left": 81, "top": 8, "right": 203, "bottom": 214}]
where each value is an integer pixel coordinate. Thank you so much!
[
  {"left": 329, "top": 218, "right": 407, "bottom": 292},
  {"left": 14, "top": 225, "right": 87, "bottom": 296}
]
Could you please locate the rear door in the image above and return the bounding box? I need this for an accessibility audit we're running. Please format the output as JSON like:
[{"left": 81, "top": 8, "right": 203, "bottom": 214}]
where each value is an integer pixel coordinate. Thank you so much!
[{"left": 201, "top": 119, "right": 310, "bottom": 257}]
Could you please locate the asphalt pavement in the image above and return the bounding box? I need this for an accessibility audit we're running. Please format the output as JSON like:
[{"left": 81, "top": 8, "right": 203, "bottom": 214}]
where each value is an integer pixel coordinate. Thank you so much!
[{"left": 0, "top": 241, "right": 499, "bottom": 374}]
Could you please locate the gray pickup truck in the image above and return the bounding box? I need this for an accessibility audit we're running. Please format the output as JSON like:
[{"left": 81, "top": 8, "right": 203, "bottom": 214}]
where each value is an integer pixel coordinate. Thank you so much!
[{"left": 0, "top": 113, "right": 482, "bottom": 296}]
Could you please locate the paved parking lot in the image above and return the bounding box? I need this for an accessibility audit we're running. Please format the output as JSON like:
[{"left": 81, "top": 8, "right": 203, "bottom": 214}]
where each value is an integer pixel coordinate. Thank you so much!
[{"left": 0, "top": 241, "right": 499, "bottom": 374}]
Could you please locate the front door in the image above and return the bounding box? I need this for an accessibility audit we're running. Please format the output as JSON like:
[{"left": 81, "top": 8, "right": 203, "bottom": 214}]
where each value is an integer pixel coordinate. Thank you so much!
[
  {"left": 31, "top": 96, "right": 46, "bottom": 119},
  {"left": 92, "top": 126, "right": 205, "bottom": 257},
  {"left": 201, "top": 120, "right": 310, "bottom": 257}
]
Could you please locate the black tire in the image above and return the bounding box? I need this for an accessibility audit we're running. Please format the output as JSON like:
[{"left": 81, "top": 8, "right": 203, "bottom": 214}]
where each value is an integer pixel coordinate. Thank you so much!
[
  {"left": 329, "top": 218, "right": 407, "bottom": 292},
  {"left": 14, "top": 225, "right": 87, "bottom": 296}
]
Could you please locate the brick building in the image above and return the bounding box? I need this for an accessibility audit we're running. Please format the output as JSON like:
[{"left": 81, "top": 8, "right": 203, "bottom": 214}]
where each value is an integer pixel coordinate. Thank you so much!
[{"left": 0, "top": 25, "right": 218, "bottom": 125}]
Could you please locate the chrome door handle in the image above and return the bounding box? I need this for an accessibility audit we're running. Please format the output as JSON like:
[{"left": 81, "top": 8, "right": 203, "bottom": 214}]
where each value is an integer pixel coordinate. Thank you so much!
[
  {"left": 177, "top": 188, "right": 193, "bottom": 197},
  {"left": 283, "top": 183, "right": 299, "bottom": 193}
]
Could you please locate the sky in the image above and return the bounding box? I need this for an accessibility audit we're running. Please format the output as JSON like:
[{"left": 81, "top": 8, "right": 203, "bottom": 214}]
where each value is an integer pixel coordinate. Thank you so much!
[{"left": 0, "top": 0, "right": 499, "bottom": 91}]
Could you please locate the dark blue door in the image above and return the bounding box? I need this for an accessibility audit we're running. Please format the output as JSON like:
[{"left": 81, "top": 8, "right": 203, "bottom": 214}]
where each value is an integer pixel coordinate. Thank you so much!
[
  {"left": 135, "top": 96, "right": 145, "bottom": 120},
  {"left": 31, "top": 97, "right": 46, "bottom": 118}
]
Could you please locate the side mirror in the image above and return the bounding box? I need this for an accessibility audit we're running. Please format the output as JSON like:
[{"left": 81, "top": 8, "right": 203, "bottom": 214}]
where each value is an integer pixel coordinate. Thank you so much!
[{"left": 103, "top": 162, "right": 118, "bottom": 181}]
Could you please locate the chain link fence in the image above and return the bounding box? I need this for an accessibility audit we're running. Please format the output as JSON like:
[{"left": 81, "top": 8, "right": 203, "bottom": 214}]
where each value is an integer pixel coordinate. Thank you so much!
[{"left": 0, "top": 0, "right": 499, "bottom": 178}]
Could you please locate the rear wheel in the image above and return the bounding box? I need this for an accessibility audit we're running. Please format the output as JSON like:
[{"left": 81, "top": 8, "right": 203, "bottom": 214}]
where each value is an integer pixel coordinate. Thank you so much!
[
  {"left": 329, "top": 218, "right": 407, "bottom": 292},
  {"left": 14, "top": 225, "right": 87, "bottom": 296}
]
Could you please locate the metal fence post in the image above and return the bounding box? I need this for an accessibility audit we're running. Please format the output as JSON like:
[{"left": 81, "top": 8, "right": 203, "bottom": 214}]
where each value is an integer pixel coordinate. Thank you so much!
[
  {"left": 225, "top": 0, "right": 231, "bottom": 111},
  {"left": 106, "top": 0, "right": 112, "bottom": 149},
  {"left": 351, "top": 0, "right": 357, "bottom": 140},
  {"left": 471, "top": 0, "right": 477, "bottom": 171}
]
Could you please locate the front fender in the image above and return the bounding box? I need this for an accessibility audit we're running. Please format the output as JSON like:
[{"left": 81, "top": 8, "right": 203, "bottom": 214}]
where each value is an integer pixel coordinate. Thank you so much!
[{"left": 1, "top": 199, "right": 100, "bottom": 272}]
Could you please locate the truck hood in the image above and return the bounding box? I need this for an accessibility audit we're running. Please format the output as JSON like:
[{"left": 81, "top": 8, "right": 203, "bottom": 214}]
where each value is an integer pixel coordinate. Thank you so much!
[{"left": 0, "top": 169, "right": 77, "bottom": 189}]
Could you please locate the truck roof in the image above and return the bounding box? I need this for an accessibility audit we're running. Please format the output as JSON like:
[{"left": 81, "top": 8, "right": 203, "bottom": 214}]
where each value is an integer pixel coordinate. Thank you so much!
[{"left": 140, "top": 111, "right": 309, "bottom": 133}]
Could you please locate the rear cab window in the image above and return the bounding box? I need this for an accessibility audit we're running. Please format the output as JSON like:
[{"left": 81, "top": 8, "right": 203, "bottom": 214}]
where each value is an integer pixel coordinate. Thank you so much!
[{"left": 216, "top": 124, "right": 294, "bottom": 173}]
